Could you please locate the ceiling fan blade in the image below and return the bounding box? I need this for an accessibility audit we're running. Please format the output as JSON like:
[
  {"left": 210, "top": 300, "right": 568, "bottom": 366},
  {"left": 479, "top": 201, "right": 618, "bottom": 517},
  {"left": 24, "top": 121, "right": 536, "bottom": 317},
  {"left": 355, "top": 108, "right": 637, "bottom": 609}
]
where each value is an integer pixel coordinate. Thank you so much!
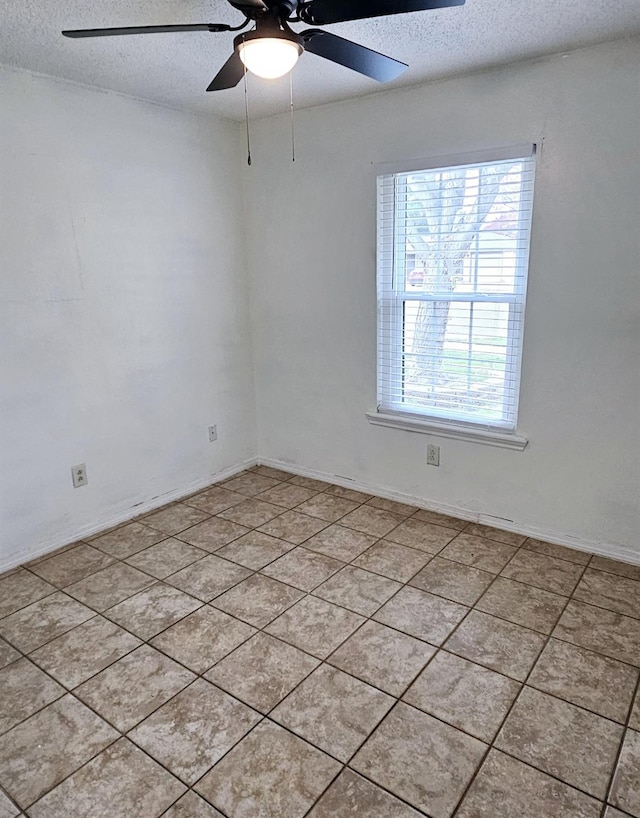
[
  {"left": 62, "top": 23, "right": 231, "bottom": 38},
  {"left": 302, "top": 30, "right": 407, "bottom": 82},
  {"left": 300, "top": 0, "right": 464, "bottom": 25},
  {"left": 207, "top": 51, "right": 245, "bottom": 91}
]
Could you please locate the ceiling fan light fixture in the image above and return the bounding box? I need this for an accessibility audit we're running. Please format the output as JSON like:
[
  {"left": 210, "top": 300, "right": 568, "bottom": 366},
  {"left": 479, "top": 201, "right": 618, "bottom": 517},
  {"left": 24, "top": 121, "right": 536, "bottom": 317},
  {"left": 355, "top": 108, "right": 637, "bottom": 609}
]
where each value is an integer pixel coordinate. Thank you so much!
[{"left": 238, "top": 33, "right": 302, "bottom": 79}]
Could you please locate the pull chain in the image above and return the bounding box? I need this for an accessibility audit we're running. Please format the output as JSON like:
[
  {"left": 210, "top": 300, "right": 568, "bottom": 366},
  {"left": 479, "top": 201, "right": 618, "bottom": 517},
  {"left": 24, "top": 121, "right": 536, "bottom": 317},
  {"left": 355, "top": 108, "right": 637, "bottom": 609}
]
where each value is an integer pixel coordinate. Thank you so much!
[
  {"left": 289, "top": 71, "right": 295, "bottom": 163},
  {"left": 243, "top": 54, "right": 251, "bottom": 166}
]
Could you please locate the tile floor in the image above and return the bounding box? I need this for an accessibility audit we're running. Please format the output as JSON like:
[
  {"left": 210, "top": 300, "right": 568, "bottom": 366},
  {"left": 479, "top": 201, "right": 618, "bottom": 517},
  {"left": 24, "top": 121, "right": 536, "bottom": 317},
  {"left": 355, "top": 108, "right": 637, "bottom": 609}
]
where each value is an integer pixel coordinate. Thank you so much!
[{"left": 1, "top": 465, "right": 639, "bottom": 817}]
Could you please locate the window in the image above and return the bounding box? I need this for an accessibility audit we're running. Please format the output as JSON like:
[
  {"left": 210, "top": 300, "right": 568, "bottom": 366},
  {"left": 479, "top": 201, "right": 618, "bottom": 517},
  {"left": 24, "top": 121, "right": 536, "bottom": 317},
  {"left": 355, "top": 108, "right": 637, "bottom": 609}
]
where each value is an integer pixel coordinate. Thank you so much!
[{"left": 372, "top": 147, "right": 536, "bottom": 447}]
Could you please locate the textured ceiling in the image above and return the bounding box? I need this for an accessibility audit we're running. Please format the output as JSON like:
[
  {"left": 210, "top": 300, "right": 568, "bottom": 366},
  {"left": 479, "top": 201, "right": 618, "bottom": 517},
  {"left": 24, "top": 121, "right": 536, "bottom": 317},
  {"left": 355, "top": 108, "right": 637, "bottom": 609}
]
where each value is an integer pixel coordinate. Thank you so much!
[{"left": 2, "top": 1, "right": 640, "bottom": 120}]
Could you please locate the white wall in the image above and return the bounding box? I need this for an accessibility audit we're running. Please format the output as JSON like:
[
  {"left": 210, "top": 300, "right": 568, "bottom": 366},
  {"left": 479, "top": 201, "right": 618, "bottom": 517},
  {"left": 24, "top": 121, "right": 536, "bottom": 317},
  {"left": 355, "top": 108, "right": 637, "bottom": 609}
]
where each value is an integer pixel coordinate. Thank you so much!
[
  {"left": 245, "top": 39, "right": 640, "bottom": 562},
  {"left": 1, "top": 68, "right": 256, "bottom": 570}
]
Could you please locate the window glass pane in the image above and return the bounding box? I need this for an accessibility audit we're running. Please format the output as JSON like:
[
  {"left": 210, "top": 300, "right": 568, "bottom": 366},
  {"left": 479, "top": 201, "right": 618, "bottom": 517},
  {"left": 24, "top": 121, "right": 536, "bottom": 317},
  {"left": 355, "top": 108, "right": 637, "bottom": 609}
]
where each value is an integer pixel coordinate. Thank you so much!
[
  {"left": 402, "top": 301, "right": 512, "bottom": 422},
  {"left": 399, "top": 162, "right": 528, "bottom": 296}
]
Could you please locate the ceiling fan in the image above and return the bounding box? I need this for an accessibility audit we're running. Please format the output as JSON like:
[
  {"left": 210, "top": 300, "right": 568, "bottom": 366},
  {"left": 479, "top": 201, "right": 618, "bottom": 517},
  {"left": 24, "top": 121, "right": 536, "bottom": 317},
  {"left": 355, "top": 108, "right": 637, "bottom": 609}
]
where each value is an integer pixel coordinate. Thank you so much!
[{"left": 62, "top": 0, "right": 465, "bottom": 91}]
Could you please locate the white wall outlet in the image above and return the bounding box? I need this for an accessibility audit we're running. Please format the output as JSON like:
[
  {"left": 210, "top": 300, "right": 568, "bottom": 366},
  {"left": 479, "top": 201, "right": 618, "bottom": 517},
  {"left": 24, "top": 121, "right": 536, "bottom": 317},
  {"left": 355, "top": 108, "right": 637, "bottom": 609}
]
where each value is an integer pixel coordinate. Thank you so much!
[
  {"left": 427, "top": 444, "right": 440, "bottom": 467},
  {"left": 208, "top": 424, "right": 218, "bottom": 442},
  {"left": 71, "top": 463, "right": 88, "bottom": 487}
]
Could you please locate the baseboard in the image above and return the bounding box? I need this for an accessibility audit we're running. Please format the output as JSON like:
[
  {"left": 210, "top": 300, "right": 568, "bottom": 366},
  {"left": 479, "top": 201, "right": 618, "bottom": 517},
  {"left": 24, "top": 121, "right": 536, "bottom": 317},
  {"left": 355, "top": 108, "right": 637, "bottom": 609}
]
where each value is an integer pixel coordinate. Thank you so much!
[
  {"left": 6, "top": 453, "right": 637, "bottom": 574},
  {"left": 1, "top": 458, "right": 257, "bottom": 574},
  {"left": 258, "top": 457, "right": 640, "bottom": 568}
]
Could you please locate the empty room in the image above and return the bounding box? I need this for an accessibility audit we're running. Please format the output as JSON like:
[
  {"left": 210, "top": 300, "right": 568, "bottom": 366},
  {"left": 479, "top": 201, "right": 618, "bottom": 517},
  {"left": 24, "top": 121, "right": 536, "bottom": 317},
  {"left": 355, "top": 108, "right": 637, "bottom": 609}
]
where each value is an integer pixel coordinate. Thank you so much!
[{"left": 1, "top": 0, "right": 639, "bottom": 816}]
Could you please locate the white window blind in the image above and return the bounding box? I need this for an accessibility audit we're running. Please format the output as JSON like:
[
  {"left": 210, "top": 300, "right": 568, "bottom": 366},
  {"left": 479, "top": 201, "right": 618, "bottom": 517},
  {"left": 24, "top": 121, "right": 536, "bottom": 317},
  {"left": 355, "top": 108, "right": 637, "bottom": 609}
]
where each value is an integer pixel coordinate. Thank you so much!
[{"left": 376, "top": 150, "right": 536, "bottom": 431}]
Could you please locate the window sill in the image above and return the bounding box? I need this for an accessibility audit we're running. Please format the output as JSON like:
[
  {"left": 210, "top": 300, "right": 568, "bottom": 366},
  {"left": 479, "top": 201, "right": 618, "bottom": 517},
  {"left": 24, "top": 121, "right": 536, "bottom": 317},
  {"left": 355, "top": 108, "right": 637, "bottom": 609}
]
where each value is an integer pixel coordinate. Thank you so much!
[{"left": 365, "top": 411, "right": 529, "bottom": 450}]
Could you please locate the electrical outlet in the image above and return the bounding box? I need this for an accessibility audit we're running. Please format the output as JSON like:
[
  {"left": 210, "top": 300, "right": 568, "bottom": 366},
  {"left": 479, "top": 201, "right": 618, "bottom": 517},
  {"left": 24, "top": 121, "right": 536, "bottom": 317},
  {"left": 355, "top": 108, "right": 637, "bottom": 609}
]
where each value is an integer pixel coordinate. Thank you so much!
[
  {"left": 426, "top": 444, "right": 440, "bottom": 467},
  {"left": 71, "top": 463, "right": 88, "bottom": 488},
  {"left": 208, "top": 425, "right": 218, "bottom": 442}
]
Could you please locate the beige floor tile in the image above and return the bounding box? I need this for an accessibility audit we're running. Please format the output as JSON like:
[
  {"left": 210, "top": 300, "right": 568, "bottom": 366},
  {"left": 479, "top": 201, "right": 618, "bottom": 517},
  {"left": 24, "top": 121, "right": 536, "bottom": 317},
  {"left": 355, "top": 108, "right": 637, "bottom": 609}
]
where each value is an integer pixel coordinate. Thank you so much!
[
  {"left": 151, "top": 606, "right": 255, "bottom": 674},
  {"left": 212, "top": 574, "right": 304, "bottom": 628},
  {"left": 574, "top": 568, "right": 640, "bottom": 619},
  {"left": 553, "top": 600, "right": 640, "bottom": 666},
  {"left": 223, "top": 472, "right": 281, "bottom": 496},
  {"left": 439, "top": 534, "right": 517, "bottom": 573},
  {"left": 28, "top": 738, "right": 185, "bottom": 818},
  {"left": 125, "top": 539, "right": 206, "bottom": 579},
  {"left": 288, "top": 475, "right": 331, "bottom": 491},
  {"left": 28, "top": 544, "right": 114, "bottom": 588},
  {"left": 65, "top": 563, "right": 155, "bottom": 611},
  {"left": 373, "top": 586, "right": 468, "bottom": 645},
  {"left": 610, "top": 729, "right": 640, "bottom": 816},
  {"left": 0, "top": 570, "right": 54, "bottom": 619},
  {"left": 251, "top": 465, "right": 296, "bottom": 481},
  {"left": 501, "top": 549, "right": 584, "bottom": 595},
  {"left": 603, "top": 807, "right": 633, "bottom": 818},
  {"left": 340, "top": 505, "right": 405, "bottom": 537},
  {"left": 272, "top": 664, "right": 393, "bottom": 761},
  {"left": 387, "top": 519, "right": 459, "bottom": 553},
  {"left": 404, "top": 651, "right": 520, "bottom": 742},
  {"left": 257, "top": 510, "right": 329, "bottom": 545},
  {"left": 91, "top": 522, "right": 165, "bottom": 559},
  {"left": 351, "top": 702, "right": 486, "bottom": 818},
  {"left": 174, "top": 517, "right": 249, "bottom": 552},
  {"left": 445, "top": 610, "right": 546, "bottom": 681},
  {"left": 217, "top": 498, "right": 285, "bottom": 527},
  {"left": 205, "top": 633, "right": 319, "bottom": 713},
  {"left": 163, "top": 791, "right": 225, "bottom": 818},
  {"left": 528, "top": 638, "right": 639, "bottom": 722},
  {"left": 0, "top": 658, "right": 64, "bottom": 734},
  {"left": 215, "top": 531, "right": 292, "bottom": 570},
  {"left": 105, "top": 583, "right": 202, "bottom": 640},
  {"left": 256, "top": 483, "right": 318, "bottom": 509},
  {"left": 409, "top": 557, "right": 494, "bottom": 605},
  {"left": 142, "top": 503, "right": 210, "bottom": 535},
  {"left": 463, "top": 523, "right": 526, "bottom": 547},
  {"left": 630, "top": 688, "right": 640, "bottom": 731},
  {"left": 129, "top": 678, "right": 260, "bottom": 785},
  {"left": 413, "top": 508, "right": 467, "bottom": 530},
  {"left": 75, "top": 645, "right": 195, "bottom": 732},
  {"left": 0, "top": 790, "right": 19, "bottom": 818},
  {"left": 475, "top": 576, "right": 567, "bottom": 633},
  {"left": 495, "top": 686, "right": 623, "bottom": 798},
  {"left": 329, "top": 620, "right": 435, "bottom": 696},
  {"left": 295, "top": 494, "right": 360, "bottom": 523},
  {"left": 30, "top": 615, "right": 141, "bottom": 688},
  {"left": 365, "top": 496, "right": 418, "bottom": 516},
  {"left": 304, "top": 525, "right": 377, "bottom": 562},
  {"left": 266, "top": 596, "right": 365, "bottom": 658},
  {"left": 182, "top": 486, "right": 246, "bottom": 515},
  {"left": 0, "top": 592, "right": 94, "bottom": 653},
  {"left": 353, "top": 540, "right": 430, "bottom": 582},
  {"left": 0, "top": 638, "right": 20, "bottom": 669},
  {"left": 313, "top": 565, "right": 401, "bottom": 616},
  {"left": 307, "top": 769, "right": 423, "bottom": 818},
  {"left": 195, "top": 720, "right": 341, "bottom": 818},
  {"left": 523, "top": 537, "right": 591, "bottom": 565},
  {"left": 590, "top": 556, "right": 640, "bottom": 582},
  {"left": 456, "top": 749, "right": 602, "bottom": 818},
  {"left": 165, "top": 554, "right": 251, "bottom": 602},
  {"left": 0, "top": 695, "right": 117, "bottom": 808},
  {"left": 261, "top": 547, "right": 344, "bottom": 591},
  {"left": 324, "top": 485, "right": 373, "bottom": 503}
]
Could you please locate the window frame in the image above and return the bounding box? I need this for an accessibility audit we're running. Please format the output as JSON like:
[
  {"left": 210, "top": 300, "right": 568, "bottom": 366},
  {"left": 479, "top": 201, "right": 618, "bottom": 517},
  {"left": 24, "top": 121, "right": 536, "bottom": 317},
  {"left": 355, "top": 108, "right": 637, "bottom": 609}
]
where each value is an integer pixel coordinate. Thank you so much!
[{"left": 368, "top": 145, "right": 536, "bottom": 450}]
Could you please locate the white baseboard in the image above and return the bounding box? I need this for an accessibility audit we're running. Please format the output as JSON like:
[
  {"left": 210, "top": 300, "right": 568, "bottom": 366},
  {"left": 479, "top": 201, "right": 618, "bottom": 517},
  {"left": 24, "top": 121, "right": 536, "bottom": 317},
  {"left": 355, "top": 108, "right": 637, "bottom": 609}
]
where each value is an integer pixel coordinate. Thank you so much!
[
  {"left": 258, "top": 457, "right": 640, "bottom": 568},
  {"left": 6, "top": 454, "right": 638, "bottom": 574},
  {"left": 1, "top": 458, "right": 257, "bottom": 574}
]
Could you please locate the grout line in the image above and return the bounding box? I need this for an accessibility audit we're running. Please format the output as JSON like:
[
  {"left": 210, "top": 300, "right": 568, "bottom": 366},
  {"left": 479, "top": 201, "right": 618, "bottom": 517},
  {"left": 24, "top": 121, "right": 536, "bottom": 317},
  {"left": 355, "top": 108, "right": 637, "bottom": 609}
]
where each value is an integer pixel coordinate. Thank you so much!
[{"left": 603, "top": 671, "right": 640, "bottom": 813}]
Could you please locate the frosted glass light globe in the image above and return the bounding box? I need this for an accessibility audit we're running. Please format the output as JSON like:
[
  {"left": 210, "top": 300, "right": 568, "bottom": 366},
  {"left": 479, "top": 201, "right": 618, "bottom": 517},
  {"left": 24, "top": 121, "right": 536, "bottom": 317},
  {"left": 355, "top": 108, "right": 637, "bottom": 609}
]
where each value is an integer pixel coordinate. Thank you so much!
[{"left": 239, "top": 37, "right": 301, "bottom": 79}]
